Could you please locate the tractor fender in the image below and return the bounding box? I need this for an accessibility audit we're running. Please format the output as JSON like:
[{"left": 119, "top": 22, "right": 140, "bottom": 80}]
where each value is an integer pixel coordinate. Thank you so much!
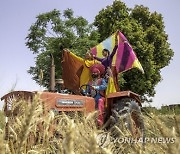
[{"left": 106, "top": 91, "right": 141, "bottom": 107}]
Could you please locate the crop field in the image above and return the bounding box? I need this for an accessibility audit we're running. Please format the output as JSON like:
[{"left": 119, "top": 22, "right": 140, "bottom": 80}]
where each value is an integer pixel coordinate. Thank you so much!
[{"left": 0, "top": 96, "right": 179, "bottom": 154}]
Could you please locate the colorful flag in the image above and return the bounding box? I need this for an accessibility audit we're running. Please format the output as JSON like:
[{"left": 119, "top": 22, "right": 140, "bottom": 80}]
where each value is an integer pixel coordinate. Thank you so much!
[
  {"left": 105, "top": 76, "right": 116, "bottom": 107},
  {"left": 62, "top": 51, "right": 83, "bottom": 93},
  {"left": 91, "top": 31, "right": 144, "bottom": 74}
]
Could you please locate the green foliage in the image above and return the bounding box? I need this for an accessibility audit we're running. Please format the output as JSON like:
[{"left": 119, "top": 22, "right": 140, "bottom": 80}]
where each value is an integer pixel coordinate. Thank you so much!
[
  {"left": 143, "top": 106, "right": 180, "bottom": 115},
  {"left": 94, "top": 0, "right": 174, "bottom": 101},
  {"left": 26, "top": 9, "right": 99, "bottom": 88},
  {"left": 159, "top": 107, "right": 180, "bottom": 115}
]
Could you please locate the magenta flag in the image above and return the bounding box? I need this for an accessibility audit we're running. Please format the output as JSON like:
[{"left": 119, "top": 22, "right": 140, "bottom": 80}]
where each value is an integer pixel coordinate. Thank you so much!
[{"left": 91, "top": 31, "right": 144, "bottom": 73}]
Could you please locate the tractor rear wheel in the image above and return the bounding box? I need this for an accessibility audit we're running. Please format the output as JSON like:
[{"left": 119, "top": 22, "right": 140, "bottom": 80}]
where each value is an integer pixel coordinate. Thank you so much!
[{"left": 110, "top": 97, "right": 145, "bottom": 139}]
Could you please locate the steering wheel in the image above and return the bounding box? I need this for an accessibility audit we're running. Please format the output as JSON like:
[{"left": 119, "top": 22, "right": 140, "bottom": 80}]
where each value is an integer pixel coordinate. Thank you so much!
[{"left": 80, "top": 84, "right": 97, "bottom": 98}]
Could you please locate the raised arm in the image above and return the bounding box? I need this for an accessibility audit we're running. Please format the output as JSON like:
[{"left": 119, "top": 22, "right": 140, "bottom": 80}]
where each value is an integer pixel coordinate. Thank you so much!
[
  {"left": 110, "top": 31, "right": 119, "bottom": 58},
  {"left": 93, "top": 56, "right": 103, "bottom": 62},
  {"left": 63, "top": 49, "right": 84, "bottom": 63},
  {"left": 110, "top": 45, "right": 118, "bottom": 58}
]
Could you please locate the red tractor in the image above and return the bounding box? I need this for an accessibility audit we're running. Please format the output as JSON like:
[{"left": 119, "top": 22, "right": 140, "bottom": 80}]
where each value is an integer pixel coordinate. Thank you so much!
[{"left": 1, "top": 54, "right": 145, "bottom": 139}]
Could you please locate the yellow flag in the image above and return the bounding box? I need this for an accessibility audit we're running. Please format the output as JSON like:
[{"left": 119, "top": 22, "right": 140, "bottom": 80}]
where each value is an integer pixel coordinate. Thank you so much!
[{"left": 105, "top": 77, "right": 116, "bottom": 107}]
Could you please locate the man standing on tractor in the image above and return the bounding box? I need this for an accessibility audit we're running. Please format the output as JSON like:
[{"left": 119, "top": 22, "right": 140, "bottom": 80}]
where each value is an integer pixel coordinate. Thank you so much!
[
  {"left": 93, "top": 31, "right": 119, "bottom": 91},
  {"left": 93, "top": 31, "right": 119, "bottom": 71}
]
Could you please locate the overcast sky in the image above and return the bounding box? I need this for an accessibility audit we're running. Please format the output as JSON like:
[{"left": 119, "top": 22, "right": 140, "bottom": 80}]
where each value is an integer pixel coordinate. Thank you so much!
[{"left": 0, "top": 0, "right": 180, "bottom": 109}]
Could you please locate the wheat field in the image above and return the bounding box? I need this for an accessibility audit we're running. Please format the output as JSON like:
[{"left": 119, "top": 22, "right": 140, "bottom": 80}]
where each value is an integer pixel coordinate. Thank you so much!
[{"left": 0, "top": 95, "right": 179, "bottom": 154}]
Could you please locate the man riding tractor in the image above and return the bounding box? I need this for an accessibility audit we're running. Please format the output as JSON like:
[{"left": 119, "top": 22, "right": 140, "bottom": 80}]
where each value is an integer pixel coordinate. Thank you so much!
[{"left": 81, "top": 64, "right": 107, "bottom": 126}]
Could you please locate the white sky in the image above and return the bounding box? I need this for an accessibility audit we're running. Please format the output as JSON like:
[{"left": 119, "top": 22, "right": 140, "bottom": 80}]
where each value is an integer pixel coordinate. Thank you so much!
[{"left": 0, "top": 0, "right": 180, "bottom": 109}]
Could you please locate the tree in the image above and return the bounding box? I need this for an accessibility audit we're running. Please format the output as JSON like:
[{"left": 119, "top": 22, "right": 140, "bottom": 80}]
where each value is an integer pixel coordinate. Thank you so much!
[
  {"left": 93, "top": 0, "right": 173, "bottom": 101},
  {"left": 26, "top": 9, "right": 99, "bottom": 88}
]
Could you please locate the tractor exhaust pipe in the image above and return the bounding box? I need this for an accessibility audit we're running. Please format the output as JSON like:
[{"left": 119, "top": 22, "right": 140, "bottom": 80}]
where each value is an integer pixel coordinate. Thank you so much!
[{"left": 49, "top": 53, "right": 55, "bottom": 92}]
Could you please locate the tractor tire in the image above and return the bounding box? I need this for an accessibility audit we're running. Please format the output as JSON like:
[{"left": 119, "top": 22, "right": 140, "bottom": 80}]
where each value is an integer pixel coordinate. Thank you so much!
[{"left": 111, "top": 97, "right": 145, "bottom": 139}]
